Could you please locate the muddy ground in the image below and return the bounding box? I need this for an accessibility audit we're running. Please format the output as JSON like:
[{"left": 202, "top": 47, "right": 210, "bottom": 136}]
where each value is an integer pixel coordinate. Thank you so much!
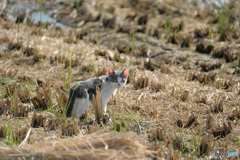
[{"left": 0, "top": 0, "right": 240, "bottom": 159}]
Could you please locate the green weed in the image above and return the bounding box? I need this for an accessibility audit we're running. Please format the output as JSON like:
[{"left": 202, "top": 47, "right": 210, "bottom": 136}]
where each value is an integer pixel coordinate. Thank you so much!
[
  {"left": 67, "top": 51, "right": 73, "bottom": 88},
  {"left": 208, "top": 22, "right": 212, "bottom": 39},
  {"left": 113, "top": 109, "right": 117, "bottom": 134},
  {"left": 130, "top": 30, "right": 135, "bottom": 67},
  {"left": 216, "top": 8, "right": 229, "bottom": 34},
  {"left": 64, "top": 82, "right": 78, "bottom": 118},
  {"left": 119, "top": 118, "right": 122, "bottom": 133},
  {"left": 131, "top": 111, "right": 135, "bottom": 132},
  {"left": 40, "top": 0, "right": 43, "bottom": 28},
  {"left": 121, "top": 47, "right": 128, "bottom": 68},
  {"left": 164, "top": 20, "right": 171, "bottom": 38},
  {"left": 190, "top": 132, "right": 195, "bottom": 155},
  {"left": 4, "top": 123, "right": 21, "bottom": 146},
  {"left": 174, "top": 25, "right": 180, "bottom": 34},
  {"left": 219, "top": 80, "right": 222, "bottom": 88},
  {"left": 4, "top": 123, "right": 12, "bottom": 145},
  {"left": 181, "top": 142, "right": 185, "bottom": 154},
  {"left": 196, "top": 130, "right": 201, "bottom": 156},
  {"left": 238, "top": 138, "right": 240, "bottom": 150},
  {"left": 95, "top": 34, "right": 101, "bottom": 46}
]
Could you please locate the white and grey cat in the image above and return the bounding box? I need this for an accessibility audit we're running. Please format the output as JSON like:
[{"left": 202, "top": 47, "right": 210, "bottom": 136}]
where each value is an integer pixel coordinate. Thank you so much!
[{"left": 66, "top": 66, "right": 129, "bottom": 120}]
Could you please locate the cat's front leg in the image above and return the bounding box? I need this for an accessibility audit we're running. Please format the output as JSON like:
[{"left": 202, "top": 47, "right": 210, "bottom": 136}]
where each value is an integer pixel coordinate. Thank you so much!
[{"left": 102, "top": 104, "right": 108, "bottom": 115}]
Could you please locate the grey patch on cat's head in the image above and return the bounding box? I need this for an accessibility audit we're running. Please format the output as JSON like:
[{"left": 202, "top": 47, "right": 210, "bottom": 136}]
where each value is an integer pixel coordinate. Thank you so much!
[
  {"left": 107, "top": 67, "right": 129, "bottom": 88},
  {"left": 107, "top": 70, "right": 122, "bottom": 81}
]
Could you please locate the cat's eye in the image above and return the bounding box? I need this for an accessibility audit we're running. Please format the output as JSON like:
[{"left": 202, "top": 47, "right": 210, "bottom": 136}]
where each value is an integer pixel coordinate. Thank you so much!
[
  {"left": 121, "top": 79, "right": 125, "bottom": 82},
  {"left": 113, "top": 79, "right": 117, "bottom": 82}
]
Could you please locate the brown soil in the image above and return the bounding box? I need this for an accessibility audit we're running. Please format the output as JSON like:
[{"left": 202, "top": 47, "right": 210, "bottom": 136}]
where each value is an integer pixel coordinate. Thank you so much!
[{"left": 0, "top": 0, "right": 240, "bottom": 159}]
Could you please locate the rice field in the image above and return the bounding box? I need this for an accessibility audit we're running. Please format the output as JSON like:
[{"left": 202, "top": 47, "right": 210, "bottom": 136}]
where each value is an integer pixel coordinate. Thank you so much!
[{"left": 0, "top": 0, "right": 240, "bottom": 159}]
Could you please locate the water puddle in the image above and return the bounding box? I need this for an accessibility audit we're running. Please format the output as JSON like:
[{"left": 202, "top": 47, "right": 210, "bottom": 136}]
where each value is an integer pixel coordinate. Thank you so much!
[
  {"left": 182, "top": 0, "right": 233, "bottom": 9},
  {"left": 30, "top": 11, "right": 64, "bottom": 27},
  {"left": 1, "top": 0, "right": 65, "bottom": 27}
]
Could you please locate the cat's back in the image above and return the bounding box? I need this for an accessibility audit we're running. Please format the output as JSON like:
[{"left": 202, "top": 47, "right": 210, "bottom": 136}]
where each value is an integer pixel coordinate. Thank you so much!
[{"left": 70, "top": 77, "right": 103, "bottom": 91}]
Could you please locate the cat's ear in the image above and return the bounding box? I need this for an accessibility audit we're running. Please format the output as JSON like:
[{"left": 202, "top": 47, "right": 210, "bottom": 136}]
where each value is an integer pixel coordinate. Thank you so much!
[
  {"left": 108, "top": 66, "right": 115, "bottom": 76},
  {"left": 122, "top": 67, "right": 129, "bottom": 78}
]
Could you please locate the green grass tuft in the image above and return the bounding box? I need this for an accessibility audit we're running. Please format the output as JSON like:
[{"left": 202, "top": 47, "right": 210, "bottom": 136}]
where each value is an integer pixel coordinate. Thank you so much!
[
  {"left": 40, "top": 0, "right": 43, "bottom": 28},
  {"left": 130, "top": 30, "right": 135, "bottom": 68}
]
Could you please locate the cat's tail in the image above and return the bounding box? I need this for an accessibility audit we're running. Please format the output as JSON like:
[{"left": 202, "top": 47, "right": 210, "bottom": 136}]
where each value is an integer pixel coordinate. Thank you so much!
[{"left": 65, "top": 87, "right": 76, "bottom": 117}]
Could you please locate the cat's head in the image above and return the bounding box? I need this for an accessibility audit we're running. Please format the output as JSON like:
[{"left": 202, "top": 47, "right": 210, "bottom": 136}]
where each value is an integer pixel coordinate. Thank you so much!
[{"left": 107, "top": 66, "right": 129, "bottom": 88}]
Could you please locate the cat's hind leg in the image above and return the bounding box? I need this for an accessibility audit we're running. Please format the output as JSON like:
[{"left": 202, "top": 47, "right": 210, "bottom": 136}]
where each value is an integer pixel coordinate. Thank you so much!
[{"left": 74, "top": 93, "right": 92, "bottom": 120}]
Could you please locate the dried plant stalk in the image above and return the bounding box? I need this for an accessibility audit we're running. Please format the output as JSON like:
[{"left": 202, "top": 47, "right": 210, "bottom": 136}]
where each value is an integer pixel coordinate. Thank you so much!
[
  {"left": 8, "top": 88, "right": 29, "bottom": 117},
  {"left": 149, "top": 128, "right": 165, "bottom": 141},
  {"left": 0, "top": 132, "right": 152, "bottom": 159},
  {"left": 92, "top": 87, "right": 103, "bottom": 124},
  {"left": 55, "top": 88, "right": 68, "bottom": 114},
  {"left": 18, "top": 87, "right": 31, "bottom": 103},
  {"left": 31, "top": 112, "right": 46, "bottom": 128},
  {"left": 31, "top": 82, "right": 51, "bottom": 110},
  {"left": 135, "top": 76, "right": 149, "bottom": 89},
  {"left": 0, "top": 126, "right": 5, "bottom": 138},
  {"left": 13, "top": 88, "right": 18, "bottom": 116},
  {"left": 88, "top": 124, "right": 100, "bottom": 134},
  {"left": 198, "top": 136, "right": 211, "bottom": 156},
  {"left": 61, "top": 118, "right": 78, "bottom": 136},
  {"left": 0, "top": 99, "right": 11, "bottom": 116}
]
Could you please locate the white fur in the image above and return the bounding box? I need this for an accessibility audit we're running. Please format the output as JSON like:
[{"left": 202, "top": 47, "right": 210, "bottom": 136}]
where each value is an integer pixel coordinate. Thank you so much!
[
  {"left": 102, "top": 82, "right": 118, "bottom": 113},
  {"left": 74, "top": 97, "right": 91, "bottom": 119}
]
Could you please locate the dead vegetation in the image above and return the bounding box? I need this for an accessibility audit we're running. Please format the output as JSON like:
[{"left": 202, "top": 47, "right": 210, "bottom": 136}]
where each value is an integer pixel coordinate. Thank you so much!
[
  {"left": 198, "top": 61, "right": 222, "bottom": 72},
  {"left": 87, "top": 124, "right": 101, "bottom": 134},
  {"left": 169, "top": 34, "right": 192, "bottom": 48},
  {"left": 3, "top": 86, "right": 30, "bottom": 117},
  {"left": 151, "top": 80, "right": 165, "bottom": 92},
  {"left": 18, "top": 87, "right": 31, "bottom": 103},
  {"left": 31, "top": 82, "right": 51, "bottom": 110},
  {"left": 8, "top": 42, "right": 22, "bottom": 51},
  {"left": 194, "top": 27, "right": 209, "bottom": 38},
  {"left": 210, "top": 99, "right": 223, "bottom": 113},
  {"left": 5, "top": 84, "right": 19, "bottom": 97},
  {"left": 187, "top": 72, "right": 216, "bottom": 85},
  {"left": 0, "top": 125, "right": 29, "bottom": 145},
  {"left": 148, "top": 128, "right": 165, "bottom": 141},
  {"left": 61, "top": 118, "right": 78, "bottom": 136},
  {"left": 0, "top": 0, "right": 240, "bottom": 159},
  {"left": 144, "top": 59, "right": 161, "bottom": 71},
  {"left": 0, "top": 132, "right": 152, "bottom": 159},
  {"left": 214, "top": 78, "right": 236, "bottom": 89},
  {"left": 31, "top": 112, "right": 61, "bottom": 130},
  {"left": 196, "top": 41, "right": 214, "bottom": 54},
  {"left": 198, "top": 136, "right": 211, "bottom": 156},
  {"left": 49, "top": 54, "right": 80, "bottom": 68},
  {"left": 0, "top": 99, "right": 10, "bottom": 115},
  {"left": 55, "top": 88, "right": 68, "bottom": 114},
  {"left": 212, "top": 46, "right": 238, "bottom": 62},
  {"left": 184, "top": 113, "right": 198, "bottom": 128},
  {"left": 175, "top": 113, "right": 198, "bottom": 128},
  {"left": 134, "top": 76, "right": 150, "bottom": 89},
  {"left": 227, "top": 108, "right": 240, "bottom": 120},
  {"left": 31, "top": 112, "right": 47, "bottom": 128},
  {"left": 22, "top": 47, "right": 36, "bottom": 57},
  {"left": 219, "top": 27, "right": 240, "bottom": 41},
  {"left": 212, "top": 121, "right": 232, "bottom": 138},
  {"left": 92, "top": 87, "right": 103, "bottom": 124},
  {"left": 95, "top": 67, "right": 107, "bottom": 77}
]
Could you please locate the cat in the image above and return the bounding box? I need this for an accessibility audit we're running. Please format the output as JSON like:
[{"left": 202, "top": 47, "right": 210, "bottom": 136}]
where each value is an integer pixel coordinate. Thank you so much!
[{"left": 65, "top": 66, "right": 129, "bottom": 120}]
